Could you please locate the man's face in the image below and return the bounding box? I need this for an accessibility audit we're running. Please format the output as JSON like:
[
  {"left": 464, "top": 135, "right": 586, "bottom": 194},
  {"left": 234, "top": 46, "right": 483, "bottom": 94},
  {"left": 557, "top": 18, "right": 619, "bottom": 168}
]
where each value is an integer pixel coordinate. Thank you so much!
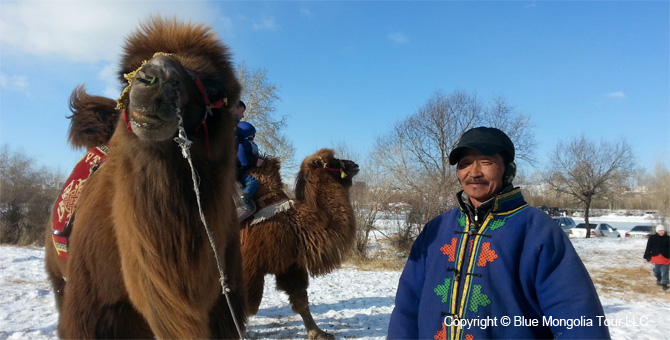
[
  {"left": 457, "top": 149, "right": 505, "bottom": 208},
  {"left": 232, "top": 105, "right": 245, "bottom": 120},
  {"left": 659, "top": 230, "right": 666, "bottom": 236}
]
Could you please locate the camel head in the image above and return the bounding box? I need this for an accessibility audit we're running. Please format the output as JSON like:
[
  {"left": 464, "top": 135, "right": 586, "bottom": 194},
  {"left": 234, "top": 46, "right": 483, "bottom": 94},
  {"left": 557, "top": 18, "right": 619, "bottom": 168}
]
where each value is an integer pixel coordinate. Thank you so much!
[
  {"left": 116, "top": 17, "right": 240, "bottom": 141},
  {"left": 295, "top": 149, "right": 359, "bottom": 201},
  {"left": 122, "top": 54, "right": 196, "bottom": 140}
]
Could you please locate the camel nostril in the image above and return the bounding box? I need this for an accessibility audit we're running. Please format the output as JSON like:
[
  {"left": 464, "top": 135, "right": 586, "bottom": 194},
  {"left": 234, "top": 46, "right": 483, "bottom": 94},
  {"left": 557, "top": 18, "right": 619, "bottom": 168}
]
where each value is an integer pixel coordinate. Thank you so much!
[
  {"left": 145, "top": 56, "right": 182, "bottom": 82},
  {"left": 136, "top": 71, "right": 158, "bottom": 86}
]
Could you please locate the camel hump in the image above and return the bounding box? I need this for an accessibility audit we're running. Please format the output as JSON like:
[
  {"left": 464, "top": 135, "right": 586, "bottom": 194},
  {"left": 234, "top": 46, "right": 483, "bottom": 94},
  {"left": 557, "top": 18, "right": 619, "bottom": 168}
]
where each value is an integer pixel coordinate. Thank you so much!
[
  {"left": 247, "top": 156, "right": 282, "bottom": 184},
  {"left": 67, "top": 85, "right": 119, "bottom": 150}
]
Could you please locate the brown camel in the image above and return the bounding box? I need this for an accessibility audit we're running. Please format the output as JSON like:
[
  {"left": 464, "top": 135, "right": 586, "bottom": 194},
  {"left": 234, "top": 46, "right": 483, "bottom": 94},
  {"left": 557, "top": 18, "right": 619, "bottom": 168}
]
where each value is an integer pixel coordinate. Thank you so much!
[
  {"left": 44, "top": 17, "right": 246, "bottom": 339},
  {"left": 242, "top": 149, "right": 359, "bottom": 339}
]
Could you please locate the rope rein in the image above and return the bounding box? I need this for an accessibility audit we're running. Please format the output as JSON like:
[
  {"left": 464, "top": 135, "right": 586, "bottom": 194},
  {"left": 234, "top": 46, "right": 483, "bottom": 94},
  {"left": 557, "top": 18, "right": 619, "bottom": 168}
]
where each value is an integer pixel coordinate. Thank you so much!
[{"left": 174, "top": 114, "right": 245, "bottom": 340}]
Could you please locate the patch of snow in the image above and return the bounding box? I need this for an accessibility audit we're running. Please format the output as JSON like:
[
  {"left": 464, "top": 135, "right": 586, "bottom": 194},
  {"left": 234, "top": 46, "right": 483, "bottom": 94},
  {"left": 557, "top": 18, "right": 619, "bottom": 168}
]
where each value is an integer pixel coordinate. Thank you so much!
[{"left": 1, "top": 215, "right": 668, "bottom": 339}]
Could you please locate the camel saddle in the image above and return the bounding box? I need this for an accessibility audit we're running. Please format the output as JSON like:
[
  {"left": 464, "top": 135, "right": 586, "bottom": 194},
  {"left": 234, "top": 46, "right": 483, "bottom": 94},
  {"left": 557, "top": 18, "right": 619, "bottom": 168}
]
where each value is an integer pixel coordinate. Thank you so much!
[
  {"left": 239, "top": 190, "right": 294, "bottom": 245},
  {"left": 51, "top": 146, "right": 108, "bottom": 259}
]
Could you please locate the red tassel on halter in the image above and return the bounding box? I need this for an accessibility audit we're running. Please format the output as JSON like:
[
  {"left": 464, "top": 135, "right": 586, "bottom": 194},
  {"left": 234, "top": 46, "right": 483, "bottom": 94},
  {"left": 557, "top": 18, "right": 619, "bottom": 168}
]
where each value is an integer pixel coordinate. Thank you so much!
[{"left": 123, "top": 110, "right": 132, "bottom": 132}]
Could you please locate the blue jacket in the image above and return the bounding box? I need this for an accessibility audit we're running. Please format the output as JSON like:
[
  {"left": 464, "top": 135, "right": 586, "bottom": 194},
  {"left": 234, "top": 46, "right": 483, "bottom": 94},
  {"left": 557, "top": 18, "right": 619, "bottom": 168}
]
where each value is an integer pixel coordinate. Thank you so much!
[
  {"left": 236, "top": 138, "right": 258, "bottom": 172},
  {"left": 388, "top": 188, "right": 610, "bottom": 340},
  {"left": 236, "top": 121, "right": 258, "bottom": 172}
]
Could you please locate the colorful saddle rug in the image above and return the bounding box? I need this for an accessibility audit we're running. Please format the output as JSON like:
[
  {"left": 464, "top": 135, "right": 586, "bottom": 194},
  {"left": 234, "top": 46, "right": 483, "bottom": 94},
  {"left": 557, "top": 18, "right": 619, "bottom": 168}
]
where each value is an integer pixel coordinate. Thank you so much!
[
  {"left": 51, "top": 146, "right": 108, "bottom": 259},
  {"left": 240, "top": 190, "right": 294, "bottom": 245}
]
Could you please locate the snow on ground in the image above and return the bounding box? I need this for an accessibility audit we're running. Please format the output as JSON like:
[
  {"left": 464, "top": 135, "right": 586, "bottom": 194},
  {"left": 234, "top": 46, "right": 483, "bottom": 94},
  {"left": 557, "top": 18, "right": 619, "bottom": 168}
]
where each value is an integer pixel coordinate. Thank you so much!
[{"left": 1, "top": 214, "right": 668, "bottom": 339}]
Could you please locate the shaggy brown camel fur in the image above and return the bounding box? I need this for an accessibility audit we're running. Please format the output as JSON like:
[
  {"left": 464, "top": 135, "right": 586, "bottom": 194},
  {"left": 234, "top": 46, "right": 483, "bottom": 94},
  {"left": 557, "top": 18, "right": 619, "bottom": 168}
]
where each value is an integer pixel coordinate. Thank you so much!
[
  {"left": 242, "top": 148, "right": 359, "bottom": 339},
  {"left": 44, "top": 17, "right": 246, "bottom": 339}
]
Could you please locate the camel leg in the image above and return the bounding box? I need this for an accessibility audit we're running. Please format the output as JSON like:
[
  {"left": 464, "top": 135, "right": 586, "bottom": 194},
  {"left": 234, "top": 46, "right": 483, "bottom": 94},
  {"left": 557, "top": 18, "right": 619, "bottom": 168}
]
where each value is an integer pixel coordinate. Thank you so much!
[
  {"left": 58, "top": 255, "right": 151, "bottom": 338},
  {"left": 210, "top": 235, "right": 247, "bottom": 339},
  {"left": 245, "top": 271, "right": 266, "bottom": 316},
  {"left": 59, "top": 287, "right": 151, "bottom": 338},
  {"left": 91, "top": 302, "right": 153, "bottom": 338},
  {"left": 275, "top": 265, "right": 334, "bottom": 340},
  {"left": 44, "top": 226, "right": 66, "bottom": 311},
  {"left": 44, "top": 249, "right": 65, "bottom": 311},
  {"left": 48, "top": 273, "right": 65, "bottom": 311},
  {"left": 209, "top": 293, "right": 247, "bottom": 339}
]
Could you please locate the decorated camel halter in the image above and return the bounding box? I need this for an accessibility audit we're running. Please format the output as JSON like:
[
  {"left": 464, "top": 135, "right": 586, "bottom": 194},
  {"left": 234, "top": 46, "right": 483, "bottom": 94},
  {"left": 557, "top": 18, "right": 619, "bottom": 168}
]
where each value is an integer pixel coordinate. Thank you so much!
[
  {"left": 316, "top": 156, "right": 347, "bottom": 179},
  {"left": 115, "top": 52, "right": 228, "bottom": 155}
]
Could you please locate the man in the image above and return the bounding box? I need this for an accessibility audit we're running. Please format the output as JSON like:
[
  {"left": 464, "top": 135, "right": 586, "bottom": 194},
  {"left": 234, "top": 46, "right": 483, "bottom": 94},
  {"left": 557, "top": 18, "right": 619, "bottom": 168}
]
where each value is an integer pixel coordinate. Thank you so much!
[
  {"left": 232, "top": 100, "right": 246, "bottom": 122},
  {"left": 644, "top": 224, "right": 669, "bottom": 291},
  {"left": 388, "top": 127, "right": 610, "bottom": 339}
]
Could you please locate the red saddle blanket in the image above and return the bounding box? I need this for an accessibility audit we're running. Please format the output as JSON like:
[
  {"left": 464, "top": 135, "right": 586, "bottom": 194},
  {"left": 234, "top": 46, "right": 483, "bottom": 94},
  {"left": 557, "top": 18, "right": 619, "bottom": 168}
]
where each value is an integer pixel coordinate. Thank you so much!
[{"left": 51, "top": 146, "right": 108, "bottom": 259}]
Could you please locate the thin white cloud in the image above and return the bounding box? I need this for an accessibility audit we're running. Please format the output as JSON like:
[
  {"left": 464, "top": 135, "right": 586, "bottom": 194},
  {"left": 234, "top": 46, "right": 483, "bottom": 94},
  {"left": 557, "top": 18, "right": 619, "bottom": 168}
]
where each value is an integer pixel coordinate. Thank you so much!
[
  {"left": 388, "top": 32, "right": 409, "bottom": 45},
  {"left": 0, "top": 74, "right": 29, "bottom": 92},
  {"left": 0, "top": 1, "right": 224, "bottom": 63},
  {"left": 217, "top": 15, "right": 235, "bottom": 39},
  {"left": 99, "top": 63, "right": 122, "bottom": 99},
  {"left": 299, "top": 7, "right": 314, "bottom": 18},
  {"left": 607, "top": 91, "right": 626, "bottom": 99},
  {"left": 253, "top": 17, "right": 279, "bottom": 31}
]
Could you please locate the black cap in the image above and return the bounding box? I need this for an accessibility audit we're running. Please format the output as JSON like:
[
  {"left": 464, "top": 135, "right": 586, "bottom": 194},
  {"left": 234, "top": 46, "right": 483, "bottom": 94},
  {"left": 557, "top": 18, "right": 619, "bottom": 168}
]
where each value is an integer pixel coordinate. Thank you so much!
[{"left": 448, "top": 127, "right": 515, "bottom": 165}]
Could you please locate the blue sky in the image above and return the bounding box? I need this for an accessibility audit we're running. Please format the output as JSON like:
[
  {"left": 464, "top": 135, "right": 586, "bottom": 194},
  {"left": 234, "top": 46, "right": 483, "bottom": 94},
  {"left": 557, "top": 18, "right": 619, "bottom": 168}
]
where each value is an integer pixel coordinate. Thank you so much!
[{"left": 1, "top": 0, "right": 668, "bottom": 178}]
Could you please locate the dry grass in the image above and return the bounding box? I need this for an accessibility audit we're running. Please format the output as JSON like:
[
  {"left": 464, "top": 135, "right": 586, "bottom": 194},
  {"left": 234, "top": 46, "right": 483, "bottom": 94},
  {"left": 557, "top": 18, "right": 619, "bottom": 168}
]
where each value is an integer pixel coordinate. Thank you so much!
[
  {"left": 345, "top": 250, "right": 405, "bottom": 271},
  {"left": 587, "top": 266, "right": 669, "bottom": 300}
]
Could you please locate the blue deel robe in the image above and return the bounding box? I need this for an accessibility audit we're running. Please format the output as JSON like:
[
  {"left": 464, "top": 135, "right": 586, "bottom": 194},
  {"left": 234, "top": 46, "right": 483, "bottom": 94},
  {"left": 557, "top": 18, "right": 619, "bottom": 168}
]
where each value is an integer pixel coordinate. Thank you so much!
[{"left": 388, "top": 188, "right": 611, "bottom": 340}]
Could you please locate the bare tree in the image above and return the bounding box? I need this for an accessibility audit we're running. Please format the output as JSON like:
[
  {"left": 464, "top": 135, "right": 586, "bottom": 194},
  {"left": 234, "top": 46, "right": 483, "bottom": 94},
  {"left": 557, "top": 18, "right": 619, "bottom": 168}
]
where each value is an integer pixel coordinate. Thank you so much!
[
  {"left": 544, "top": 136, "right": 635, "bottom": 237},
  {"left": 372, "top": 90, "right": 535, "bottom": 224},
  {"left": 333, "top": 142, "right": 398, "bottom": 260},
  {"left": 0, "top": 145, "right": 64, "bottom": 245},
  {"left": 485, "top": 96, "right": 535, "bottom": 164},
  {"left": 643, "top": 162, "right": 670, "bottom": 225},
  {"left": 236, "top": 63, "right": 296, "bottom": 173}
]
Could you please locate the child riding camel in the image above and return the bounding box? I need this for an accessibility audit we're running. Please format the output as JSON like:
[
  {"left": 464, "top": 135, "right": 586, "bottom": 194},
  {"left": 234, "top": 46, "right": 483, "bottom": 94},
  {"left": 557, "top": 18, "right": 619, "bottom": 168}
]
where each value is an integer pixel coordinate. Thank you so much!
[{"left": 236, "top": 121, "right": 263, "bottom": 218}]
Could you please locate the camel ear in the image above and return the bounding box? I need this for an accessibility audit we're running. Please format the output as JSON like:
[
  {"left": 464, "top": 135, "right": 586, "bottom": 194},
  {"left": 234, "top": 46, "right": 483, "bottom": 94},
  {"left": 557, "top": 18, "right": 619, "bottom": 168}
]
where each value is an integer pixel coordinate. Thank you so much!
[{"left": 311, "top": 157, "right": 327, "bottom": 169}]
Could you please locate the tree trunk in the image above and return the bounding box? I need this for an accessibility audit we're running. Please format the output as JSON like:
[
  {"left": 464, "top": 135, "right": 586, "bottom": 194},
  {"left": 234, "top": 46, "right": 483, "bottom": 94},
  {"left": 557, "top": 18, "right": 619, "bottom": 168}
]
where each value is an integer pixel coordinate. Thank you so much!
[{"left": 584, "top": 197, "right": 592, "bottom": 239}]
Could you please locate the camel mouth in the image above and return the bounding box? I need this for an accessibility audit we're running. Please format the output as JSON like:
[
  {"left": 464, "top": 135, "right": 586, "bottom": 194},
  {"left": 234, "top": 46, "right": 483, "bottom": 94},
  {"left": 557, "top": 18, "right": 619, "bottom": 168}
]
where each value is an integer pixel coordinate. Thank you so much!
[
  {"left": 128, "top": 109, "right": 179, "bottom": 140},
  {"left": 129, "top": 110, "right": 173, "bottom": 128},
  {"left": 341, "top": 160, "right": 360, "bottom": 177},
  {"left": 348, "top": 164, "right": 360, "bottom": 177}
]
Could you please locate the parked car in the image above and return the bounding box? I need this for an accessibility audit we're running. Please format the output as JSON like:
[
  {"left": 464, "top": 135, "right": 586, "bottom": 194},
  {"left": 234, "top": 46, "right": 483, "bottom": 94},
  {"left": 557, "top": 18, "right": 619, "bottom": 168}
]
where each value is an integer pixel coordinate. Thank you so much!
[
  {"left": 625, "top": 225, "right": 655, "bottom": 238},
  {"left": 570, "top": 223, "right": 621, "bottom": 238},
  {"left": 643, "top": 211, "right": 658, "bottom": 220},
  {"left": 552, "top": 216, "right": 576, "bottom": 235},
  {"left": 538, "top": 205, "right": 561, "bottom": 217}
]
